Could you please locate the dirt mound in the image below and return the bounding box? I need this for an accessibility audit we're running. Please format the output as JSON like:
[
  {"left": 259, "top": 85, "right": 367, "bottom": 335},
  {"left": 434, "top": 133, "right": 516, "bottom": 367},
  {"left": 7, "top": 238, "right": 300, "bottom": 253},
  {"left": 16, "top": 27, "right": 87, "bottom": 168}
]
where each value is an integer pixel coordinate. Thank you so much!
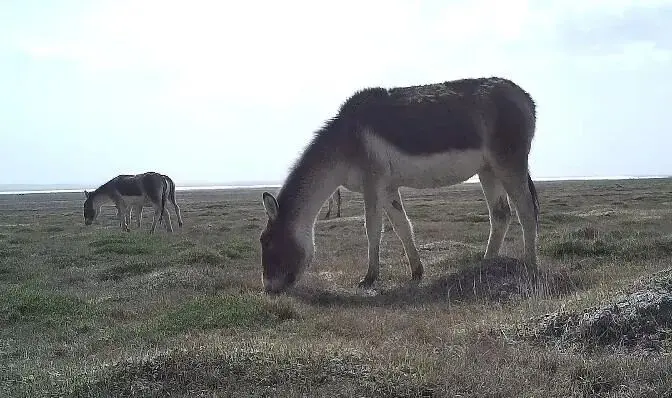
[
  {"left": 520, "top": 268, "right": 672, "bottom": 352},
  {"left": 429, "top": 257, "right": 577, "bottom": 302},
  {"left": 292, "top": 257, "right": 579, "bottom": 308}
]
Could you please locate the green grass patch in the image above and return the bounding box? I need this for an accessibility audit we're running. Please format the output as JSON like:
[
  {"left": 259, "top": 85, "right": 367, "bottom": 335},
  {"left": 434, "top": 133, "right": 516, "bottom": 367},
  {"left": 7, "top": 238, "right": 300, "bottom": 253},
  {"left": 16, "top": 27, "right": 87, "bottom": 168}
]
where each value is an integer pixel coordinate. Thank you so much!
[
  {"left": 618, "top": 235, "right": 672, "bottom": 261},
  {"left": 203, "top": 203, "right": 228, "bottom": 209},
  {"left": 0, "top": 243, "right": 20, "bottom": 258},
  {"left": 452, "top": 212, "right": 490, "bottom": 223},
  {"left": 7, "top": 235, "right": 33, "bottom": 244},
  {"left": 62, "top": 345, "right": 432, "bottom": 398},
  {"left": 150, "top": 294, "right": 296, "bottom": 335},
  {"left": 177, "top": 247, "right": 224, "bottom": 265},
  {"left": 0, "top": 286, "right": 89, "bottom": 325},
  {"left": 170, "top": 240, "right": 197, "bottom": 251},
  {"left": 217, "top": 238, "right": 255, "bottom": 260},
  {"left": 542, "top": 213, "right": 584, "bottom": 224},
  {"left": 98, "top": 259, "right": 163, "bottom": 281},
  {"left": 42, "top": 225, "right": 66, "bottom": 233},
  {"left": 90, "top": 234, "right": 166, "bottom": 256},
  {"left": 0, "top": 262, "right": 19, "bottom": 282},
  {"left": 542, "top": 226, "right": 672, "bottom": 260},
  {"left": 49, "top": 252, "right": 95, "bottom": 269},
  {"left": 542, "top": 239, "right": 613, "bottom": 258}
]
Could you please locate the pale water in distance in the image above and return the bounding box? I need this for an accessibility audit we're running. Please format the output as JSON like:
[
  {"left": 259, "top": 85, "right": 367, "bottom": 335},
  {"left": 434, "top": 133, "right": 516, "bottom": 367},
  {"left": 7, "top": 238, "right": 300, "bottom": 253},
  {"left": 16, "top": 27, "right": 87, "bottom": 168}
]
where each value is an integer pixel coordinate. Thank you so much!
[{"left": 0, "top": 176, "right": 669, "bottom": 195}]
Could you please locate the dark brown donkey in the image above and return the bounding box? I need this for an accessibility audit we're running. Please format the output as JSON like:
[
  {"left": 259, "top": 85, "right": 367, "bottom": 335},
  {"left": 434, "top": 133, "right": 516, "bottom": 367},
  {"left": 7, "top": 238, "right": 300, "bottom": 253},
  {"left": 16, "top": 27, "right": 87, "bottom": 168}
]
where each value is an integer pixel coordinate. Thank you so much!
[
  {"left": 260, "top": 76, "right": 540, "bottom": 294},
  {"left": 83, "top": 172, "right": 183, "bottom": 233}
]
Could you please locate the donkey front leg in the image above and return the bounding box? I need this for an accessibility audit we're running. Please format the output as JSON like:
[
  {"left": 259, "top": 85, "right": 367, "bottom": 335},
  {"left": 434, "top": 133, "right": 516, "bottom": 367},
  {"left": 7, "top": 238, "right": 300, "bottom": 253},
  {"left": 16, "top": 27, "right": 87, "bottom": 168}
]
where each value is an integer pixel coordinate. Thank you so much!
[
  {"left": 359, "top": 183, "right": 385, "bottom": 288},
  {"left": 115, "top": 204, "right": 130, "bottom": 232},
  {"left": 479, "top": 168, "right": 512, "bottom": 259},
  {"left": 149, "top": 205, "right": 162, "bottom": 234},
  {"left": 133, "top": 205, "right": 143, "bottom": 229}
]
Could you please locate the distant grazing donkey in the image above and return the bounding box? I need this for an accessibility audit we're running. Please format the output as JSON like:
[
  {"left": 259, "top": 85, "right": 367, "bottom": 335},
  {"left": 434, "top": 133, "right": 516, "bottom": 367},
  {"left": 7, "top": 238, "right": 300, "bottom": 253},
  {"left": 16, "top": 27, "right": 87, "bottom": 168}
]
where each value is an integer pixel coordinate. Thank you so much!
[
  {"left": 117, "top": 174, "right": 184, "bottom": 230},
  {"left": 323, "top": 188, "right": 342, "bottom": 219},
  {"left": 259, "top": 76, "right": 540, "bottom": 294},
  {"left": 83, "top": 172, "right": 183, "bottom": 233}
]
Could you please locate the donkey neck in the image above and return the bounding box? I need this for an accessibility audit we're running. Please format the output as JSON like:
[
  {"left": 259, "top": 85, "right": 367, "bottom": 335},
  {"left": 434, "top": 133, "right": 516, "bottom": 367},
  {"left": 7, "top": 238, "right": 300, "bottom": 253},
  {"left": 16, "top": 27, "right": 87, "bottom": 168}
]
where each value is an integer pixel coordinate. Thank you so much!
[
  {"left": 276, "top": 153, "right": 345, "bottom": 232},
  {"left": 90, "top": 190, "right": 114, "bottom": 209}
]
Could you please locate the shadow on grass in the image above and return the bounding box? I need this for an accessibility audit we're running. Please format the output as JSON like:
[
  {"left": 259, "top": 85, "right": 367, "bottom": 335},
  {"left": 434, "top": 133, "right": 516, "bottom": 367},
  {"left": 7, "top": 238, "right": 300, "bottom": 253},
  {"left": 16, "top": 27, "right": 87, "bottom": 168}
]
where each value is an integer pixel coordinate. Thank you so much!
[{"left": 290, "top": 257, "right": 584, "bottom": 308}]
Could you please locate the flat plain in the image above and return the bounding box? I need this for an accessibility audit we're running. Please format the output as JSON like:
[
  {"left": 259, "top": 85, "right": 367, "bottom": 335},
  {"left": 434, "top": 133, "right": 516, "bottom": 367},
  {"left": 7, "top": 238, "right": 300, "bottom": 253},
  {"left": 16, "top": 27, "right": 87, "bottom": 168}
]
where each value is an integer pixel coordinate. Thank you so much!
[{"left": 1, "top": 178, "right": 671, "bottom": 397}]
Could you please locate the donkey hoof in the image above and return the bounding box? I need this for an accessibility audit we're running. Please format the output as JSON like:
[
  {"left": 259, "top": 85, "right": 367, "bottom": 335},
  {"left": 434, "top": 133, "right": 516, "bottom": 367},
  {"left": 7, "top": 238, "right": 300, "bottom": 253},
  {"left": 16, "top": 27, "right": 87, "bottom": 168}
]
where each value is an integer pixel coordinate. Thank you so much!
[
  {"left": 411, "top": 269, "right": 423, "bottom": 281},
  {"left": 521, "top": 256, "right": 538, "bottom": 267},
  {"left": 357, "top": 277, "right": 375, "bottom": 289}
]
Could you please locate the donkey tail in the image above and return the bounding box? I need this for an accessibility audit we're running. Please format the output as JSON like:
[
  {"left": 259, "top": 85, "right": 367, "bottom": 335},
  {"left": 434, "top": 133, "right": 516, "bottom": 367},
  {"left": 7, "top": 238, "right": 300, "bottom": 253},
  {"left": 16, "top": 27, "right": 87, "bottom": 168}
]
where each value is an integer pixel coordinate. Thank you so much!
[
  {"left": 527, "top": 172, "right": 539, "bottom": 230},
  {"left": 165, "top": 174, "right": 177, "bottom": 203}
]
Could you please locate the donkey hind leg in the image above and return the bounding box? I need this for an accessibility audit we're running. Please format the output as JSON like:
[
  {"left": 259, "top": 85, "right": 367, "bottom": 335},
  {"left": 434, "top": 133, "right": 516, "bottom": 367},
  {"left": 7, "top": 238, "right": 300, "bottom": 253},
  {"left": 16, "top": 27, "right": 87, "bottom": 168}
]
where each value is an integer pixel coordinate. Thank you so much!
[
  {"left": 478, "top": 168, "right": 512, "bottom": 260},
  {"left": 149, "top": 202, "right": 162, "bottom": 234},
  {"left": 384, "top": 188, "right": 423, "bottom": 282},
  {"left": 498, "top": 169, "right": 538, "bottom": 267},
  {"left": 336, "top": 189, "right": 342, "bottom": 218},
  {"left": 359, "top": 182, "right": 385, "bottom": 288},
  {"left": 169, "top": 190, "right": 183, "bottom": 228},
  {"left": 162, "top": 208, "right": 174, "bottom": 232}
]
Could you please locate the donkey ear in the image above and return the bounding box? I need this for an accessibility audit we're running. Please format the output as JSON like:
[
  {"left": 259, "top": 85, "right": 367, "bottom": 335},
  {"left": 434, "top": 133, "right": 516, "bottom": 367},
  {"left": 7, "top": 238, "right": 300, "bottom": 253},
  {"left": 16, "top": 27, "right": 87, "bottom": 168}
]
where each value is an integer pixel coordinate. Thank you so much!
[
  {"left": 261, "top": 192, "right": 279, "bottom": 221},
  {"left": 84, "top": 190, "right": 90, "bottom": 198}
]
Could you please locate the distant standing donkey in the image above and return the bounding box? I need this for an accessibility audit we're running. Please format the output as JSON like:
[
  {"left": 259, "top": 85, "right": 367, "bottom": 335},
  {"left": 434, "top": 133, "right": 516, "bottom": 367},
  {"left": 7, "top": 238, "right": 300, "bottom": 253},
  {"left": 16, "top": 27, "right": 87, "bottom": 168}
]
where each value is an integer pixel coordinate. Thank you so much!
[
  {"left": 117, "top": 174, "right": 184, "bottom": 230},
  {"left": 83, "top": 172, "right": 182, "bottom": 233},
  {"left": 323, "top": 188, "right": 342, "bottom": 219}
]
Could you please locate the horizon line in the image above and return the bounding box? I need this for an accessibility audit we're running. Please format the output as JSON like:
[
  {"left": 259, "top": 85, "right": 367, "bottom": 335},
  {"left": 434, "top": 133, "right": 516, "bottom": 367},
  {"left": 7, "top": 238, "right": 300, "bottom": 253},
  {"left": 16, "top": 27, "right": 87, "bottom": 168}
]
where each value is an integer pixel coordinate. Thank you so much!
[{"left": 0, "top": 175, "right": 669, "bottom": 195}]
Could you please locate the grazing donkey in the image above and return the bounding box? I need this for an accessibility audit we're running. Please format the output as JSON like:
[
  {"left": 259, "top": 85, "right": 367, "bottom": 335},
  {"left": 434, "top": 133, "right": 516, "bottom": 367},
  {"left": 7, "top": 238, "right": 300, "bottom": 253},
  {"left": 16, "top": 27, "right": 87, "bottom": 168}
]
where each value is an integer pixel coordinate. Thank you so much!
[
  {"left": 259, "top": 76, "right": 540, "bottom": 294},
  {"left": 117, "top": 174, "right": 184, "bottom": 230},
  {"left": 323, "top": 188, "right": 342, "bottom": 219},
  {"left": 83, "top": 172, "right": 177, "bottom": 233}
]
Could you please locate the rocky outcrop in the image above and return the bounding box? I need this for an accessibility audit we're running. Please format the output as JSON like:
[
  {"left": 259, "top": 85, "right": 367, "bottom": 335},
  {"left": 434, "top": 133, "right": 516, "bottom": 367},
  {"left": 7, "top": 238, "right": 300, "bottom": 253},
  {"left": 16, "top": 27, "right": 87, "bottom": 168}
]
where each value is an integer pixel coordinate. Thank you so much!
[{"left": 520, "top": 268, "right": 672, "bottom": 352}]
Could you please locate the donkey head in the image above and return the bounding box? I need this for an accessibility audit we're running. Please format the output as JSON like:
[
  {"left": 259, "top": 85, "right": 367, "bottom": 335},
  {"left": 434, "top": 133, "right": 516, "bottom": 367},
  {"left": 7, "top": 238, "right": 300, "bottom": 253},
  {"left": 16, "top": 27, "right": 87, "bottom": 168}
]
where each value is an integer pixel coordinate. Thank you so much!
[
  {"left": 259, "top": 192, "right": 313, "bottom": 294},
  {"left": 83, "top": 190, "right": 97, "bottom": 225}
]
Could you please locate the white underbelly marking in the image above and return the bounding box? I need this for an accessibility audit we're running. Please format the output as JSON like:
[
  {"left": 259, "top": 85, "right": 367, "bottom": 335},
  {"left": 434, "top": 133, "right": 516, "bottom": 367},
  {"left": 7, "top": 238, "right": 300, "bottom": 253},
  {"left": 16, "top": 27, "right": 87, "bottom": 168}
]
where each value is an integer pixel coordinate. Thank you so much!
[{"left": 353, "top": 132, "right": 485, "bottom": 189}]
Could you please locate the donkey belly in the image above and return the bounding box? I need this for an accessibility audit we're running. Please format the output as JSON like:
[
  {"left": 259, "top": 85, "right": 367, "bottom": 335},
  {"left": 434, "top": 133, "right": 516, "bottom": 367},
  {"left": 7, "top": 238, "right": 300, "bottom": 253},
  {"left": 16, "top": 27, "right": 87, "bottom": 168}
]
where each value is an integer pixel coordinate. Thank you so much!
[
  {"left": 120, "top": 195, "right": 152, "bottom": 208},
  {"left": 358, "top": 133, "right": 485, "bottom": 190},
  {"left": 388, "top": 149, "right": 484, "bottom": 188}
]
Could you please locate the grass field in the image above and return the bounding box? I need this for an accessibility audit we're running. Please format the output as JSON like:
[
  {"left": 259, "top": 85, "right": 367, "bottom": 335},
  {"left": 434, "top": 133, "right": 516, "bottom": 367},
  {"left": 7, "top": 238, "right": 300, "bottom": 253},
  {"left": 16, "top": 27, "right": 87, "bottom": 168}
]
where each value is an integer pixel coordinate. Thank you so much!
[{"left": 1, "top": 178, "right": 671, "bottom": 397}]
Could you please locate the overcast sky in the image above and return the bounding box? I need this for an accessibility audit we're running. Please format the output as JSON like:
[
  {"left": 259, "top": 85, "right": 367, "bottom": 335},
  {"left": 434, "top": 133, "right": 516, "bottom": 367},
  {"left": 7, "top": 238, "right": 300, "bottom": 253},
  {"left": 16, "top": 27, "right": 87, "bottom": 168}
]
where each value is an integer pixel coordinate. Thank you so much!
[{"left": 1, "top": 0, "right": 670, "bottom": 186}]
